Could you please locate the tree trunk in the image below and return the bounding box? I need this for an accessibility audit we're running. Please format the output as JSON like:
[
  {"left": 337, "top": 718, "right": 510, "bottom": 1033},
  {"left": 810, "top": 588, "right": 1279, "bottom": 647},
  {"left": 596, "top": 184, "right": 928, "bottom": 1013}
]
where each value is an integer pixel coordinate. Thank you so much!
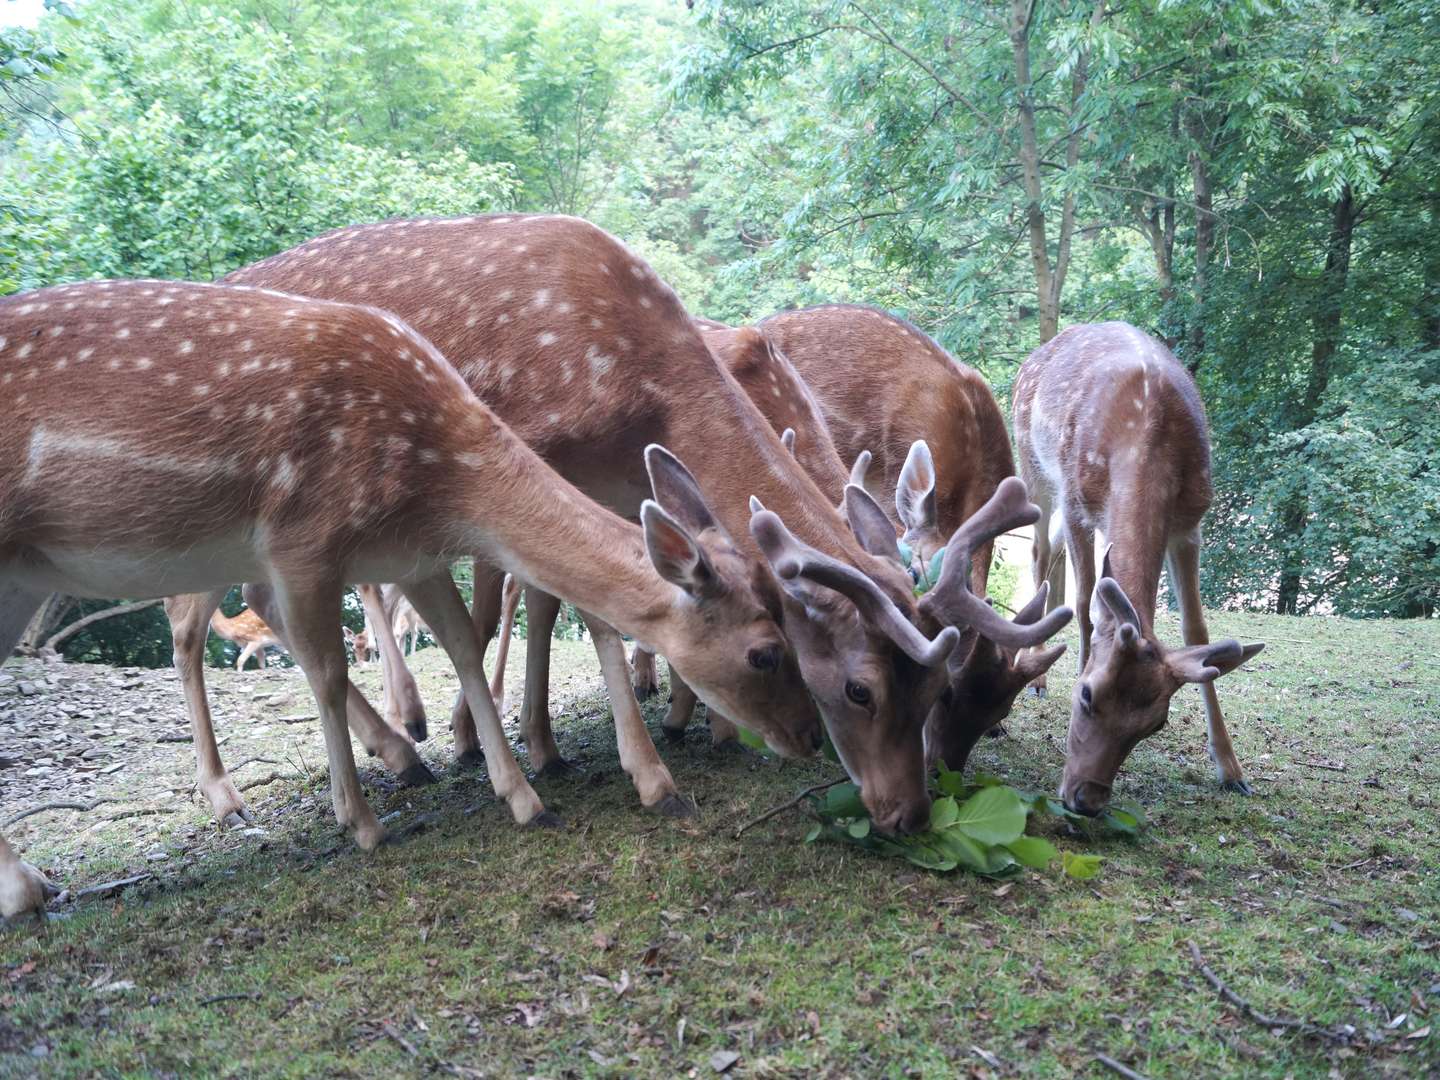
[
  {"left": 20, "top": 595, "right": 73, "bottom": 651},
  {"left": 1184, "top": 110, "right": 1215, "bottom": 372},
  {"left": 1275, "top": 185, "right": 1358, "bottom": 614}
]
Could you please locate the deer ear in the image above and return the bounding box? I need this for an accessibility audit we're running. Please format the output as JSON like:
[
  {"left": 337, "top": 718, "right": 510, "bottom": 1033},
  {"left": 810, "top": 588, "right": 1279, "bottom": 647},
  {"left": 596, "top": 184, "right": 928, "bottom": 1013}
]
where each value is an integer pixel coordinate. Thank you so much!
[
  {"left": 849, "top": 449, "right": 872, "bottom": 489},
  {"left": 641, "top": 500, "right": 720, "bottom": 598},
  {"left": 1168, "top": 640, "right": 1264, "bottom": 684},
  {"left": 843, "top": 484, "right": 902, "bottom": 563},
  {"left": 896, "top": 440, "right": 937, "bottom": 532},
  {"left": 645, "top": 444, "right": 719, "bottom": 534}
]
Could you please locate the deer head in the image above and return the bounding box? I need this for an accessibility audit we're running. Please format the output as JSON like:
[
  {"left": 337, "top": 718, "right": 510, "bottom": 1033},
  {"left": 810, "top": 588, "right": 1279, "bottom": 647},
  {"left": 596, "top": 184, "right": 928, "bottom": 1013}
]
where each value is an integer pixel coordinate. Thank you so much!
[
  {"left": 639, "top": 445, "right": 822, "bottom": 758},
  {"left": 1059, "top": 550, "right": 1264, "bottom": 815},
  {"left": 923, "top": 584, "right": 1067, "bottom": 772}
]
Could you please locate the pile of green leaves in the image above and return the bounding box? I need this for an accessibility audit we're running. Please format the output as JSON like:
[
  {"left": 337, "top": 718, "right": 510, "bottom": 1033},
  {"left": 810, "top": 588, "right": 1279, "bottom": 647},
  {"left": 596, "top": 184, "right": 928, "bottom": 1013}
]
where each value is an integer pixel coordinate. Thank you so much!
[
  {"left": 896, "top": 541, "right": 944, "bottom": 597},
  {"left": 804, "top": 766, "right": 1145, "bottom": 880}
]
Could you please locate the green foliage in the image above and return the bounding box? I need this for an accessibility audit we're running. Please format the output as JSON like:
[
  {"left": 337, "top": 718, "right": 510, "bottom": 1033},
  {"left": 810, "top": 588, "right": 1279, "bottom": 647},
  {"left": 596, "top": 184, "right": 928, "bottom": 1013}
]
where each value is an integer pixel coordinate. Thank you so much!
[{"left": 805, "top": 765, "right": 1142, "bottom": 880}]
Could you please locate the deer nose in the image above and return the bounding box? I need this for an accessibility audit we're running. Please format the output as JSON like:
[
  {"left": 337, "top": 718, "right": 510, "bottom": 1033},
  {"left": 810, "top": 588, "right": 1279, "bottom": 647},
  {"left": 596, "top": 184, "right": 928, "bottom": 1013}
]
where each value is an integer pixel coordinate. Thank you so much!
[
  {"left": 1065, "top": 780, "right": 1112, "bottom": 817},
  {"left": 871, "top": 795, "right": 931, "bottom": 837}
]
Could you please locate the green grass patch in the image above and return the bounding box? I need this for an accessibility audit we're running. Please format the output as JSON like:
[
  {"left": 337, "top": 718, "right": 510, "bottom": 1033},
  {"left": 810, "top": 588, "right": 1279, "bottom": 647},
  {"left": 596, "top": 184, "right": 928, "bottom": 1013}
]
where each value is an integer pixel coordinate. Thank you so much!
[{"left": 2, "top": 612, "right": 1438, "bottom": 1077}]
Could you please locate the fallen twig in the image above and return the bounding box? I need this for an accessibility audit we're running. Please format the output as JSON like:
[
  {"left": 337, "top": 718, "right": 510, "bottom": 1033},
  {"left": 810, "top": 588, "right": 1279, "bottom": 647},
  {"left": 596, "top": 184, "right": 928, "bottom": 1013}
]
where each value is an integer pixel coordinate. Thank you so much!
[
  {"left": 105, "top": 807, "right": 178, "bottom": 822},
  {"left": 239, "top": 772, "right": 296, "bottom": 792},
  {"left": 381, "top": 1021, "right": 419, "bottom": 1057},
  {"left": 1095, "top": 1053, "right": 1152, "bottom": 1080},
  {"left": 67, "top": 873, "right": 153, "bottom": 900},
  {"left": 277, "top": 714, "right": 317, "bottom": 725},
  {"left": 1185, "top": 940, "right": 1351, "bottom": 1043},
  {"left": 229, "top": 757, "right": 282, "bottom": 773},
  {"left": 733, "top": 778, "right": 846, "bottom": 839},
  {"left": 1300, "top": 760, "right": 1346, "bottom": 772},
  {"left": 5, "top": 798, "right": 113, "bottom": 827}
]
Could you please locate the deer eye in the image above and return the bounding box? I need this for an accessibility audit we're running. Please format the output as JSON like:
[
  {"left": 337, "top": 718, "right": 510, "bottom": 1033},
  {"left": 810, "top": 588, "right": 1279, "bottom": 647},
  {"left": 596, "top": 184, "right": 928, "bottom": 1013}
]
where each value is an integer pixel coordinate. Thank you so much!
[
  {"left": 845, "top": 680, "right": 871, "bottom": 706},
  {"left": 747, "top": 645, "right": 780, "bottom": 672},
  {"left": 1079, "top": 684, "right": 1093, "bottom": 715}
]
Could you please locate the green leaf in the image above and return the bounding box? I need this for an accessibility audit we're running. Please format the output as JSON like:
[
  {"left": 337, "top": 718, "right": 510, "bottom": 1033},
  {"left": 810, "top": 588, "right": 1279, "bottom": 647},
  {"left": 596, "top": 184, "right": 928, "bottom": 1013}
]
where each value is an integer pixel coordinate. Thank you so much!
[
  {"left": 927, "top": 547, "right": 945, "bottom": 583},
  {"left": 803, "top": 824, "right": 821, "bottom": 843},
  {"left": 953, "top": 786, "right": 1027, "bottom": 845},
  {"left": 1062, "top": 851, "right": 1103, "bottom": 880},
  {"left": 734, "top": 725, "right": 767, "bottom": 751},
  {"left": 896, "top": 540, "right": 913, "bottom": 566},
  {"left": 928, "top": 795, "right": 959, "bottom": 831},
  {"left": 1004, "top": 836, "right": 1058, "bottom": 869},
  {"left": 819, "top": 783, "right": 866, "bottom": 820},
  {"left": 846, "top": 818, "right": 871, "bottom": 839},
  {"left": 934, "top": 763, "right": 970, "bottom": 798},
  {"left": 970, "top": 770, "right": 1006, "bottom": 789},
  {"left": 820, "top": 733, "right": 840, "bottom": 764}
]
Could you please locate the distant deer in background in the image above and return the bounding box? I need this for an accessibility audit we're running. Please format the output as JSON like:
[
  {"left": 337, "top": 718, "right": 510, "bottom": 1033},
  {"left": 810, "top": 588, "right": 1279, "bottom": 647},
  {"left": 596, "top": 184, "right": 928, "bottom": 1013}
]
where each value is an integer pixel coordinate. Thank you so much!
[
  {"left": 208, "top": 605, "right": 283, "bottom": 671},
  {"left": 1013, "top": 322, "right": 1264, "bottom": 815}
]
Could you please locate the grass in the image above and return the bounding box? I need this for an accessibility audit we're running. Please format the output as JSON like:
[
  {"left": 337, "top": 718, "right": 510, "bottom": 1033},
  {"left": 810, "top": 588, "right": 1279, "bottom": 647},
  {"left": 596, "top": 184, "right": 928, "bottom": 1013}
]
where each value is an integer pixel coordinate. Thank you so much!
[{"left": 2, "top": 610, "right": 1438, "bottom": 1078}]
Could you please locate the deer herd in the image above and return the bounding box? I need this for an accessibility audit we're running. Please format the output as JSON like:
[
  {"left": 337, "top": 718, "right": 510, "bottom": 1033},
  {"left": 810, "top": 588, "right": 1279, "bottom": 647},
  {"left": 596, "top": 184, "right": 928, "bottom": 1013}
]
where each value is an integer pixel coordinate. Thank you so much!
[{"left": 0, "top": 213, "right": 1263, "bottom": 920}]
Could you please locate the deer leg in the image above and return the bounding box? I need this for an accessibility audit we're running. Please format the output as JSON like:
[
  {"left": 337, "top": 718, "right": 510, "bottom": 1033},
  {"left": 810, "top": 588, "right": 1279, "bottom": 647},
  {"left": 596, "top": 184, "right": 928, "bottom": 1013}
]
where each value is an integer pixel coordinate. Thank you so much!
[
  {"left": 1027, "top": 490, "right": 1065, "bottom": 694},
  {"left": 401, "top": 574, "right": 552, "bottom": 826},
  {"left": 359, "top": 584, "right": 426, "bottom": 743},
  {"left": 235, "top": 640, "right": 261, "bottom": 672},
  {"left": 517, "top": 586, "right": 569, "bottom": 777},
  {"left": 165, "top": 590, "right": 251, "bottom": 826},
  {"left": 449, "top": 564, "right": 506, "bottom": 767},
  {"left": 1064, "top": 516, "right": 1097, "bottom": 672},
  {"left": 488, "top": 574, "right": 520, "bottom": 713},
  {"left": 661, "top": 671, "right": 738, "bottom": 749},
  {"left": 1168, "top": 530, "right": 1250, "bottom": 795},
  {"left": 268, "top": 575, "right": 384, "bottom": 850},
  {"left": 630, "top": 644, "right": 660, "bottom": 701},
  {"left": 580, "top": 613, "right": 690, "bottom": 816},
  {"left": 243, "top": 583, "right": 433, "bottom": 786},
  {"left": 0, "top": 584, "right": 61, "bottom": 919}
]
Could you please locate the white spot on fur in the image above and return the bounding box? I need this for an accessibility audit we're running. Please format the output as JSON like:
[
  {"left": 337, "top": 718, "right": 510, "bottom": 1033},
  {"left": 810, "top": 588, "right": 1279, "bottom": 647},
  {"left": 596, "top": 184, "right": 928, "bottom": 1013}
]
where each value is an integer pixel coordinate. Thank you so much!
[{"left": 538, "top": 331, "right": 558, "bottom": 347}]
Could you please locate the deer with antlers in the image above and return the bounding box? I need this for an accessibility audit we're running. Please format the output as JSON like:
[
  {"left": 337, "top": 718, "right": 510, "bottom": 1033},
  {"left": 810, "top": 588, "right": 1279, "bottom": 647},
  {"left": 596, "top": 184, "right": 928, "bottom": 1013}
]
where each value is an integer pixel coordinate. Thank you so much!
[
  {"left": 215, "top": 214, "right": 1070, "bottom": 833},
  {"left": 206, "top": 604, "right": 284, "bottom": 670},
  {"left": 1013, "top": 321, "right": 1264, "bottom": 815},
  {"left": 0, "top": 277, "right": 829, "bottom": 916},
  {"left": 627, "top": 309, "right": 1071, "bottom": 773}
]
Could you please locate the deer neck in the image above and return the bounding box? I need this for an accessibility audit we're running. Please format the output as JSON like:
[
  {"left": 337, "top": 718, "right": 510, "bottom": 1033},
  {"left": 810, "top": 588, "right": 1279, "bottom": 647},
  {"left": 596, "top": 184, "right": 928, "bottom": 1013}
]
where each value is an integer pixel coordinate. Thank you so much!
[{"left": 1100, "top": 486, "right": 1170, "bottom": 631}]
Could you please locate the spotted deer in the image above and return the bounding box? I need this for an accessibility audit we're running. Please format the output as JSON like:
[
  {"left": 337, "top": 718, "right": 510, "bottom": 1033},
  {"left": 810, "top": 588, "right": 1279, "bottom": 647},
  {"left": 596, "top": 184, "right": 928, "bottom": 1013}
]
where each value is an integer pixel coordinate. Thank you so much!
[
  {"left": 1013, "top": 322, "right": 1264, "bottom": 815},
  {"left": 757, "top": 305, "right": 1073, "bottom": 771},
  {"left": 206, "top": 603, "right": 283, "bottom": 670},
  {"left": 0, "top": 279, "right": 820, "bottom": 916},
  {"left": 221, "top": 214, "right": 1044, "bottom": 833},
  {"left": 344, "top": 623, "right": 376, "bottom": 663}
]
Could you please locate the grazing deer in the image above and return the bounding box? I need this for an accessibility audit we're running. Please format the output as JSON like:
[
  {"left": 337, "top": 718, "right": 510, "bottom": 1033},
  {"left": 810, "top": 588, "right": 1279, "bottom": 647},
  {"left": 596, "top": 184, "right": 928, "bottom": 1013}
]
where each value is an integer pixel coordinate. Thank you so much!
[
  {"left": 758, "top": 305, "right": 1072, "bottom": 771},
  {"left": 223, "top": 214, "right": 1048, "bottom": 833},
  {"left": 1013, "top": 322, "right": 1264, "bottom": 815},
  {"left": 344, "top": 624, "right": 376, "bottom": 663},
  {"left": 208, "top": 604, "right": 283, "bottom": 670},
  {"left": 0, "top": 280, "right": 821, "bottom": 915},
  {"left": 391, "top": 591, "right": 427, "bottom": 654},
  {"left": 363, "top": 583, "right": 427, "bottom": 741}
]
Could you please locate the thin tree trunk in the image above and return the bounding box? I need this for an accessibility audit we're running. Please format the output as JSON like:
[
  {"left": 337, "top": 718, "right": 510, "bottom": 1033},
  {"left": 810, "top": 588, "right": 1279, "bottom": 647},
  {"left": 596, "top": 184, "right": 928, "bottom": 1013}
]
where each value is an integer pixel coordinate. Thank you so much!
[
  {"left": 1184, "top": 110, "right": 1215, "bottom": 372},
  {"left": 21, "top": 595, "right": 74, "bottom": 651},
  {"left": 1275, "top": 185, "right": 1357, "bottom": 614}
]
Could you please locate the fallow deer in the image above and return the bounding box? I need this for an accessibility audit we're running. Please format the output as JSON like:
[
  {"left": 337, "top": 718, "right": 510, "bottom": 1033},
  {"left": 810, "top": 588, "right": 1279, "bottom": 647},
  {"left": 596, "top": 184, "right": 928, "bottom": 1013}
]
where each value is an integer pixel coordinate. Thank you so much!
[
  {"left": 1013, "top": 321, "right": 1264, "bottom": 815},
  {"left": 392, "top": 591, "right": 427, "bottom": 654},
  {"left": 208, "top": 604, "right": 283, "bottom": 670},
  {"left": 618, "top": 319, "right": 1072, "bottom": 782},
  {"left": 344, "top": 624, "right": 376, "bottom": 663},
  {"left": 224, "top": 214, "right": 1045, "bottom": 832},
  {"left": 0, "top": 279, "right": 821, "bottom": 915},
  {"left": 758, "top": 305, "right": 1072, "bottom": 771}
]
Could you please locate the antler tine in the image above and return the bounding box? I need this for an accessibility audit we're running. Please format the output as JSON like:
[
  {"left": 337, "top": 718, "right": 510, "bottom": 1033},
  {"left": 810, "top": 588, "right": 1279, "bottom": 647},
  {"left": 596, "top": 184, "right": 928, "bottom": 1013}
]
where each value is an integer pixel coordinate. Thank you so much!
[
  {"left": 1013, "top": 581, "right": 1049, "bottom": 625},
  {"left": 750, "top": 508, "right": 959, "bottom": 669},
  {"left": 920, "top": 477, "right": 1074, "bottom": 649}
]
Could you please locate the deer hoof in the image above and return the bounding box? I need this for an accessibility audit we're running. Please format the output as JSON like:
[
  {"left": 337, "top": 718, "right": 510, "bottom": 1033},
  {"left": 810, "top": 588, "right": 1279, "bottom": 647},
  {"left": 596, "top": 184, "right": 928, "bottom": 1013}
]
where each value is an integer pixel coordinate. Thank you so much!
[
  {"left": 1220, "top": 777, "right": 1253, "bottom": 796},
  {"left": 633, "top": 683, "right": 657, "bottom": 703},
  {"left": 985, "top": 724, "right": 1009, "bottom": 739},
  {"left": 406, "top": 718, "right": 428, "bottom": 743},
  {"left": 1027, "top": 685, "right": 1047, "bottom": 699},
  {"left": 660, "top": 724, "right": 687, "bottom": 745},
  {"left": 650, "top": 793, "right": 696, "bottom": 819},
  {"left": 455, "top": 749, "right": 486, "bottom": 770},
  {"left": 399, "top": 762, "right": 437, "bottom": 788},
  {"left": 220, "top": 809, "right": 253, "bottom": 829},
  {"left": 537, "top": 758, "right": 576, "bottom": 780},
  {"left": 528, "top": 810, "right": 565, "bottom": 830}
]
